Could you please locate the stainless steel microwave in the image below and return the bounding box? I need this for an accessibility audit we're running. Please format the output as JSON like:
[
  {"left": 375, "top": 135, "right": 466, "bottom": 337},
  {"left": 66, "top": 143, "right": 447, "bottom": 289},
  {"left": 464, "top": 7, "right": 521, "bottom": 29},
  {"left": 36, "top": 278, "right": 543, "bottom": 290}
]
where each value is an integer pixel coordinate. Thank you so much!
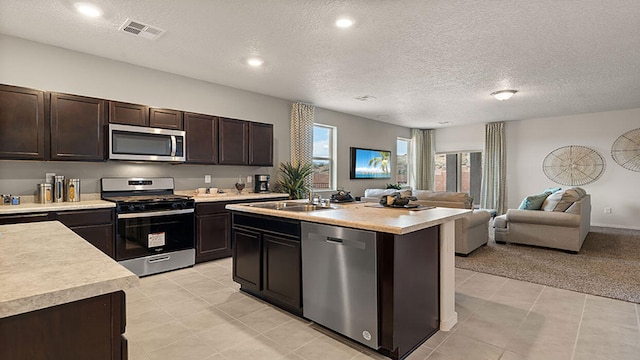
[{"left": 108, "top": 124, "right": 186, "bottom": 162}]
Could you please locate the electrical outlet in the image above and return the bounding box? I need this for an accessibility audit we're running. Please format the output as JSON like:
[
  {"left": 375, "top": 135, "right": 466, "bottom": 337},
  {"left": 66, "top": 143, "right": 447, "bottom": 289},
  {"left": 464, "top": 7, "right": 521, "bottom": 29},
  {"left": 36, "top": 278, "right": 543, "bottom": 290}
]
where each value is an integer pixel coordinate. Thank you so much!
[
  {"left": 46, "top": 173, "right": 56, "bottom": 184},
  {"left": 204, "top": 175, "right": 211, "bottom": 184},
  {"left": 604, "top": 207, "right": 612, "bottom": 214},
  {"left": 247, "top": 176, "right": 252, "bottom": 183}
]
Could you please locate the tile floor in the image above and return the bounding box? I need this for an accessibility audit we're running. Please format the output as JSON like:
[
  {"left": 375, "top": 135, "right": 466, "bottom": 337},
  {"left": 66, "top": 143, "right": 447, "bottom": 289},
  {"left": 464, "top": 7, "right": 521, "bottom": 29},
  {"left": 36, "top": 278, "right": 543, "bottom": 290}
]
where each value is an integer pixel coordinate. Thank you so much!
[{"left": 125, "top": 258, "right": 640, "bottom": 360}]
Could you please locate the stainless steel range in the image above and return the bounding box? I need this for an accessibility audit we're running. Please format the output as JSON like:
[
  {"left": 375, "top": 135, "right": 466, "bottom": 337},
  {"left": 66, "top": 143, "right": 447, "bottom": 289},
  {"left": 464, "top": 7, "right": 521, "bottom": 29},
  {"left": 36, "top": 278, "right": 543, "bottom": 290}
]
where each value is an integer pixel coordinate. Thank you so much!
[{"left": 101, "top": 177, "right": 195, "bottom": 277}]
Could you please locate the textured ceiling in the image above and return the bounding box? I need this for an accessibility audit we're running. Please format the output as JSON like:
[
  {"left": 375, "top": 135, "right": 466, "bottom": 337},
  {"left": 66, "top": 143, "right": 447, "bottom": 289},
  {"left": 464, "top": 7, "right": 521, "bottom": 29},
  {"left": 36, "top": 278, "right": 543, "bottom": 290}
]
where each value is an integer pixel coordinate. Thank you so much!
[{"left": 1, "top": 0, "right": 640, "bottom": 128}]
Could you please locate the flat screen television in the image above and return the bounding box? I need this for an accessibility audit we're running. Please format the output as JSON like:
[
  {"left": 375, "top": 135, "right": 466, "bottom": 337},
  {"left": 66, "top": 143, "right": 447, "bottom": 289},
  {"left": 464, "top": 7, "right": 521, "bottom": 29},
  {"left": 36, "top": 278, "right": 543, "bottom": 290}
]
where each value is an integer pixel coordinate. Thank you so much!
[{"left": 350, "top": 147, "right": 392, "bottom": 179}]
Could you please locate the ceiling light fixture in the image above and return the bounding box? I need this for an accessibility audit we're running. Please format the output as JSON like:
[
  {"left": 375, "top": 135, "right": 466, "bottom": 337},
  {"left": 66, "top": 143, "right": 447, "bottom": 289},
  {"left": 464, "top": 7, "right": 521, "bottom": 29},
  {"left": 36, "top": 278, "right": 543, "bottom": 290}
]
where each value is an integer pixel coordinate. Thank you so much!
[
  {"left": 336, "top": 18, "right": 354, "bottom": 28},
  {"left": 491, "top": 90, "right": 518, "bottom": 101},
  {"left": 74, "top": 2, "right": 103, "bottom": 17},
  {"left": 247, "top": 58, "right": 264, "bottom": 67}
]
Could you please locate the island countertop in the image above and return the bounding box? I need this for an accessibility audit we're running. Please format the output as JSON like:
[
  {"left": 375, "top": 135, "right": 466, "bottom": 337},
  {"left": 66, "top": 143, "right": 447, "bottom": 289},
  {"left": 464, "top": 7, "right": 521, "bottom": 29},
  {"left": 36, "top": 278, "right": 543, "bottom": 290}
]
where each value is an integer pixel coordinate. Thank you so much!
[
  {"left": 0, "top": 221, "right": 138, "bottom": 319},
  {"left": 226, "top": 200, "right": 471, "bottom": 235}
]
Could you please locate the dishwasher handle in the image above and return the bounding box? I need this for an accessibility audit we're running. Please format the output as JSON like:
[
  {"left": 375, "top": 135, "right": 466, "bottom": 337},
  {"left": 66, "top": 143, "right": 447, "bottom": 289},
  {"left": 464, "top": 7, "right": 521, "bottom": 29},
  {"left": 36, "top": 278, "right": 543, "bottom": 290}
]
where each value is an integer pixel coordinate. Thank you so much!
[{"left": 308, "top": 232, "right": 367, "bottom": 250}]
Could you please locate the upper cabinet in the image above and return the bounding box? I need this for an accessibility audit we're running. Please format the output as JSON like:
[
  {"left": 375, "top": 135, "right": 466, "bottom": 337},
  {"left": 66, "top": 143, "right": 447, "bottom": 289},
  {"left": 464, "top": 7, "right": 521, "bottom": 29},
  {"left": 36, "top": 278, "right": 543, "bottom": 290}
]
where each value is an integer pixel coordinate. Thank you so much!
[
  {"left": 50, "top": 93, "right": 106, "bottom": 161},
  {"left": 218, "top": 117, "right": 249, "bottom": 165},
  {"left": 109, "top": 101, "right": 183, "bottom": 130},
  {"left": 185, "top": 112, "right": 218, "bottom": 164},
  {"left": 108, "top": 101, "right": 148, "bottom": 126},
  {"left": 0, "top": 84, "right": 46, "bottom": 160},
  {"left": 249, "top": 122, "right": 274, "bottom": 166}
]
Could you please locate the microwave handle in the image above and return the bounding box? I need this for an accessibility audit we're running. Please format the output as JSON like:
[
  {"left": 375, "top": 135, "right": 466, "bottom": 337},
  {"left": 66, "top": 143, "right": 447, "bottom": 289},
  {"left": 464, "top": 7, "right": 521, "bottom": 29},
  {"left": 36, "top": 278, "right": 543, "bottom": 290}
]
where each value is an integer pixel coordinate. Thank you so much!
[{"left": 170, "top": 136, "right": 177, "bottom": 157}]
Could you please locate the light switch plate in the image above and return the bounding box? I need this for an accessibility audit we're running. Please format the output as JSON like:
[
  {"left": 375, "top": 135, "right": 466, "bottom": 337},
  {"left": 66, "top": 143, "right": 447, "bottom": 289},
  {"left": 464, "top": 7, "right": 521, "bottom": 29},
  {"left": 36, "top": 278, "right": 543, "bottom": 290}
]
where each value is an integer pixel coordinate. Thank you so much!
[
  {"left": 204, "top": 175, "right": 211, "bottom": 183},
  {"left": 247, "top": 176, "right": 252, "bottom": 183},
  {"left": 46, "top": 173, "right": 56, "bottom": 184}
]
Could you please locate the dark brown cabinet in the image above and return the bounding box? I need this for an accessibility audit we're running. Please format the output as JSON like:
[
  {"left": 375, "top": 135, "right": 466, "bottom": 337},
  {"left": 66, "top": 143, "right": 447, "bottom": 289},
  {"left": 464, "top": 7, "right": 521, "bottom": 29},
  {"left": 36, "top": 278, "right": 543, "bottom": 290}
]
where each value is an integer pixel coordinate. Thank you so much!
[
  {"left": 185, "top": 112, "right": 218, "bottom": 164},
  {"left": 0, "top": 208, "right": 115, "bottom": 258},
  {"left": 249, "top": 122, "right": 274, "bottom": 166},
  {"left": 218, "top": 117, "right": 248, "bottom": 165},
  {"left": 108, "top": 101, "right": 148, "bottom": 127},
  {"left": 50, "top": 93, "right": 106, "bottom": 161},
  {"left": 0, "top": 84, "right": 46, "bottom": 160},
  {"left": 0, "top": 291, "right": 127, "bottom": 360},
  {"left": 231, "top": 213, "right": 301, "bottom": 314},
  {"left": 150, "top": 107, "right": 183, "bottom": 130},
  {"left": 195, "top": 202, "right": 231, "bottom": 263}
]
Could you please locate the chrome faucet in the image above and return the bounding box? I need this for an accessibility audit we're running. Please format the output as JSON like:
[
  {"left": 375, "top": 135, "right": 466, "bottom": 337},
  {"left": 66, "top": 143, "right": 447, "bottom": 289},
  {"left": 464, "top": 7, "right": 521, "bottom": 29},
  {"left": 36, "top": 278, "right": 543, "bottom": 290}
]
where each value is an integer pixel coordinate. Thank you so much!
[{"left": 308, "top": 190, "right": 321, "bottom": 204}]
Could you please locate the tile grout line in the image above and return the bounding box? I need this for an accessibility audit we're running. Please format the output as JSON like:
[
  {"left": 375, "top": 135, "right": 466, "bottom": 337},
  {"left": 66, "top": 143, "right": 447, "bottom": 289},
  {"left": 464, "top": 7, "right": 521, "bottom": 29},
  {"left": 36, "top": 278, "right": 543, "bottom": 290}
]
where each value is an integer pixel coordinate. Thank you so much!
[{"left": 569, "top": 293, "right": 588, "bottom": 360}]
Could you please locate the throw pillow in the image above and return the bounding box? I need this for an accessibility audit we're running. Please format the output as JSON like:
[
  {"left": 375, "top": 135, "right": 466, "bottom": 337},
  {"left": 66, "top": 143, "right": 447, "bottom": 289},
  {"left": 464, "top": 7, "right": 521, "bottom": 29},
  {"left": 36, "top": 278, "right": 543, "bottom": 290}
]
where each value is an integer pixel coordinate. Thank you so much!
[
  {"left": 544, "top": 187, "right": 562, "bottom": 194},
  {"left": 518, "top": 192, "right": 551, "bottom": 210},
  {"left": 541, "top": 188, "right": 581, "bottom": 212}
]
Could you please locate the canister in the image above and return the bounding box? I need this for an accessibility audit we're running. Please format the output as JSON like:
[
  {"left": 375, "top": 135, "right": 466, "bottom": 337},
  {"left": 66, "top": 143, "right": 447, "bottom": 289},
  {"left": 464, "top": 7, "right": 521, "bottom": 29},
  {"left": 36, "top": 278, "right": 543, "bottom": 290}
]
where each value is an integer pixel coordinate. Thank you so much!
[
  {"left": 11, "top": 196, "right": 20, "bottom": 205},
  {"left": 37, "top": 183, "right": 53, "bottom": 204},
  {"left": 1, "top": 194, "right": 10, "bottom": 205},
  {"left": 64, "top": 179, "right": 80, "bottom": 202},
  {"left": 53, "top": 175, "right": 65, "bottom": 203}
]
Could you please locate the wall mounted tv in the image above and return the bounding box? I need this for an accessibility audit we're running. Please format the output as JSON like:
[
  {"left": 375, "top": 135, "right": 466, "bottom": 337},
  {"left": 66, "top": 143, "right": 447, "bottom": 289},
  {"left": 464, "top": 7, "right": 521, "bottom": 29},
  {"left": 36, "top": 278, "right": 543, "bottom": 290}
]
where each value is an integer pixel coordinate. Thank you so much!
[{"left": 350, "top": 147, "right": 392, "bottom": 179}]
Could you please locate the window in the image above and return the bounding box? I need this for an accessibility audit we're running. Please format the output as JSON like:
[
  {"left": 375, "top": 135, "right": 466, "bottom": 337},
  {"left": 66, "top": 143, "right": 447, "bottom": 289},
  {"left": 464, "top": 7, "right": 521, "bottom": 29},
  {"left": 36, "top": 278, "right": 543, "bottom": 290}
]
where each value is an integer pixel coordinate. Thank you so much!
[
  {"left": 435, "top": 151, "right": 482, "bottom": 205},
  {"left": 313, "top": 124, "right": 336, "bottom": 190},
  {"left": 396, "top": 137, "right": 411, "bottom": 186}
]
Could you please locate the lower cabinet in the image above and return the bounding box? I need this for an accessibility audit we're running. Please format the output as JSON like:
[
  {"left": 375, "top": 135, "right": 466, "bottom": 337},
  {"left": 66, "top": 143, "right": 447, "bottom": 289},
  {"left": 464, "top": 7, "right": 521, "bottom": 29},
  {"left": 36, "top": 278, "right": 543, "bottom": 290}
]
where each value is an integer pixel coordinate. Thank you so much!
[
  {"left": 195, "top": 203, "right": 232, "bottom": 263},
  {"left": 231, "top": 213, "right": 302, "bottom": 315},
  {"left": 0, "top": 291, "right": 127, "bottom": 360}
]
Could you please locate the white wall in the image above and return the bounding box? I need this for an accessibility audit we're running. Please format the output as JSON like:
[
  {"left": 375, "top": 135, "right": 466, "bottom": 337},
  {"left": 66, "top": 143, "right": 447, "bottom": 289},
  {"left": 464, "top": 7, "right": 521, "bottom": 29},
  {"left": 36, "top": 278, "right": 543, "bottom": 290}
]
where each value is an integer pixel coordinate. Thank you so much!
[
  {"left": 435, "top": 110, "right": 640, "bottom": 230},
  {"left": 0, "top": 35, "right": 409, "bottom": 197}
]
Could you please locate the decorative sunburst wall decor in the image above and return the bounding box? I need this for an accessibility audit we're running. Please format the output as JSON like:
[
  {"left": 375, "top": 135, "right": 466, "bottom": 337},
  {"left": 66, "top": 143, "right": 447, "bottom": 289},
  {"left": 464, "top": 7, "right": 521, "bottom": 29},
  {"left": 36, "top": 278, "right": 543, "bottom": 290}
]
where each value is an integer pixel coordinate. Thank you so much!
[
  {"left": 542, "top": 145, "right": 605, "bottom": 186},
  {"left": 611, "top": 128, "right": 640, "bottom": 172}
]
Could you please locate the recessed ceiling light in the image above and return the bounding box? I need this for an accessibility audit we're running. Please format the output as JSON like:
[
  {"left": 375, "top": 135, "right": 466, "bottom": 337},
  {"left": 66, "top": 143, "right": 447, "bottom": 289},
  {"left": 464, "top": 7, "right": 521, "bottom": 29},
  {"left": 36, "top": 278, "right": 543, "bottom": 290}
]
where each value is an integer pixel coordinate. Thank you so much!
[
  {"left": 74, "top": 2, "right": 103, "bottom": 17},
  {"left": 247, "top": 58, "right": 264, "bottom": 67},
  {"left": 491, "top": 90, "right": 518, "bottom": 101},
  {"left": 336, "top": 18, "right": 354, "bottom": 28}
]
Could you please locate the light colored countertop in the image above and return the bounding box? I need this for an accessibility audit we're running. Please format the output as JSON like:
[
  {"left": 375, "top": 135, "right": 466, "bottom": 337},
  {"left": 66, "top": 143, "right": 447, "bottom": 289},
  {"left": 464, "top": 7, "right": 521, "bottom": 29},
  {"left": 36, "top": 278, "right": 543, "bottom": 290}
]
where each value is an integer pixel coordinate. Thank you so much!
[
  {"left": 0, "top": 221, "right": 138, "bottom": 318},
  {"left": 0, "top": 199, "right": 115, "bottom": 215},
  {"left": 226, "top": 200, "right": 471, "bottom": 235},
  {"left": 183, "top": 191, "right": 290, "bottom": 203}
]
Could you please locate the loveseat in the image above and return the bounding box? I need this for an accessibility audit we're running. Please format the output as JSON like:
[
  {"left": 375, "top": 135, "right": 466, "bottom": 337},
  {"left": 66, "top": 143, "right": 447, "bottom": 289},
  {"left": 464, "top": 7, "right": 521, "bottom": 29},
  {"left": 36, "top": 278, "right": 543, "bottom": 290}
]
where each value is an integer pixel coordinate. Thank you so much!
[
  {"left": 494, "top": 187, "right": 591, "bottom": 253},
  {"left": 362, "top": 189, "right": 491, "bottom": 256}
]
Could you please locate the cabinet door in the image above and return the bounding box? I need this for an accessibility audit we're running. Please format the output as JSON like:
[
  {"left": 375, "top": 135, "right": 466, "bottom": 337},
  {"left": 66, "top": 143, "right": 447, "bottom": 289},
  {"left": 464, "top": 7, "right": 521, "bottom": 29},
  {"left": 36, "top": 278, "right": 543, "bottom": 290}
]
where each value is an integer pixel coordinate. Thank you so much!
[
  {"left": 50, "top": 93, "right": 106, "bottom": 161},
  {"left": 218, "top": 117, "right": 248, "bottom": 165},
  {"left": 108, "top": 101, "right": 148, "bottom": 126},
  {"left": 149, "top": 108, "right": 183, "bottom": 130},
  {"left": 185, "top": 112, "right": 217, "bottom": 164},
  {"left": 0, "top": 84, "right": 46, "bottom": 160},
  {"left": 232, "top": 227, "right": 261, "bottom": 291},
  {"left": 263, "top": 234, "right": 301, "bottom": 310},
  {"left": 70, "top": 224, "right": 115, "bottom": 258},
  {"left": 196, "top": 212, "right": 231, "bottom": 263},
  {"left": 249, "top": 122, "right": 273, "bottom": 166}
]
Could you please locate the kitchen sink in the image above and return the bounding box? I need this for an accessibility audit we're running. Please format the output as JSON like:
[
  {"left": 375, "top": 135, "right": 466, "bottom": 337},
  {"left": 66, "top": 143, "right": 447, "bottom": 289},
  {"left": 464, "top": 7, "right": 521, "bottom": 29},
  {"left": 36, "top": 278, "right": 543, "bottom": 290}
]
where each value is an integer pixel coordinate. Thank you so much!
[{"left": 248, "top": 201, "right": 337, "bottom": 212}]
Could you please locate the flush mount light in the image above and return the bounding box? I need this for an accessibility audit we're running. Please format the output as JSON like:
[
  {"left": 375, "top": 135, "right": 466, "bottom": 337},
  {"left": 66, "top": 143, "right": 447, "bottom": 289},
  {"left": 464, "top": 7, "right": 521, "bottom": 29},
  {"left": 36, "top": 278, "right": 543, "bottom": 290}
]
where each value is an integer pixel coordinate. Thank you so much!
[
  {"left": 247, "top": 58, "right": 264, "bottom": 67},
  {"left": 74, "top": 2, "right": 103, "bottom": 17},
  {"left": 491, "top": 90, "right": 518, "bottom": 101},
  {"left": 336, "top": 18, "right": 354, "bottom": 28}
]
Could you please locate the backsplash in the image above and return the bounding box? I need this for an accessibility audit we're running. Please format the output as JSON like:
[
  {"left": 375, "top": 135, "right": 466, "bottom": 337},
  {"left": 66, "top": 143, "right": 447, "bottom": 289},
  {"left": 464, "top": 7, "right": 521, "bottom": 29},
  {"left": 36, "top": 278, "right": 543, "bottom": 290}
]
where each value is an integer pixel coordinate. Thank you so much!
[{"left": 0, "top": 160, "right": 274, "bottom": 196}]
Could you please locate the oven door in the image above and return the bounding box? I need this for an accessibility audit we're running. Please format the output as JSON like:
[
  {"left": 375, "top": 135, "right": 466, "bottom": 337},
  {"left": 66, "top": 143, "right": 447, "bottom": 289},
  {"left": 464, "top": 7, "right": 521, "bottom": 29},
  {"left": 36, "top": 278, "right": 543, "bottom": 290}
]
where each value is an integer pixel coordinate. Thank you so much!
[{"left": 116, "top": 209, "right": 194, "bottom": 261}]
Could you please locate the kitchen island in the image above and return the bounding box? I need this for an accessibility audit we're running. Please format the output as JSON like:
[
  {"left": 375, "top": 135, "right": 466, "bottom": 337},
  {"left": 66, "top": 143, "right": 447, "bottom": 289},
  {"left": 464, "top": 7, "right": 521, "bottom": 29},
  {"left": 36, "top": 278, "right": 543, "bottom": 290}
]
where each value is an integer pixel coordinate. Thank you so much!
[
  {"left": 0, "top": 221, "right": 138, "bottom": 359},
  {"left": 226, "top": 200, "right": 471, "bottom": 360}
]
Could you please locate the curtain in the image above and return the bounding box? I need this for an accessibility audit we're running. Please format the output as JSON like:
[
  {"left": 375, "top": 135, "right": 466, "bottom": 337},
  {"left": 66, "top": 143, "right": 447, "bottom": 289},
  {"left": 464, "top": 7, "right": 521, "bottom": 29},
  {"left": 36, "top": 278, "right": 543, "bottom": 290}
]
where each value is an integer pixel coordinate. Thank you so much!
[
  {"left": 411, "top": 128, "right": 435, "bottom": 190},
  {"left": 290, "top": 102, "right": 315, "bottom": 189},
  {"left": 480, "top": 122, "right": 506, "bottom": 214}
]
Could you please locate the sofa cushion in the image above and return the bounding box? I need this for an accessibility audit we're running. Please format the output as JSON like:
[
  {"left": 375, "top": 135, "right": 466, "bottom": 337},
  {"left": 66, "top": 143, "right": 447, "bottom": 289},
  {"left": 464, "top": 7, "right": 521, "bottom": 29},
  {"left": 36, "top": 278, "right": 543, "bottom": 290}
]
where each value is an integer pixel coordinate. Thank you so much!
[
  {"left": 518, "top": 192, "right": 551, "bottom": 210},
  {"left": 412, "top": 190, "right": 473, "bottom": 208},
  {"left": 541, "top": 187, "right": 583, "bottom": 212},
  {"left": 364, "top": 188, "right": 401, "bottom": 198}
]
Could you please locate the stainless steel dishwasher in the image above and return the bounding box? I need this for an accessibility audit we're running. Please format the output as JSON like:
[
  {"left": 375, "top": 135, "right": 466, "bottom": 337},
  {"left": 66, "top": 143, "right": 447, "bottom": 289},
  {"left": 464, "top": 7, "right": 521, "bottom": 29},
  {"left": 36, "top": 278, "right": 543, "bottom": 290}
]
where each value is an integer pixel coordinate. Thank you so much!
[{"left": 301, "top": 222, "right": 379, "bottom": 349}]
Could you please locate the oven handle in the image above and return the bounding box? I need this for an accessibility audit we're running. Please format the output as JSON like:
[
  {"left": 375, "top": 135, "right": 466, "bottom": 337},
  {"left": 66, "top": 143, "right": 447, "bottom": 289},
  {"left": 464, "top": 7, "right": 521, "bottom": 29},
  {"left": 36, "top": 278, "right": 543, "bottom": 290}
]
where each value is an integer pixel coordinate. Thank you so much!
[{"left": 117, "top": 208, "right": 194, "bottom": 219}]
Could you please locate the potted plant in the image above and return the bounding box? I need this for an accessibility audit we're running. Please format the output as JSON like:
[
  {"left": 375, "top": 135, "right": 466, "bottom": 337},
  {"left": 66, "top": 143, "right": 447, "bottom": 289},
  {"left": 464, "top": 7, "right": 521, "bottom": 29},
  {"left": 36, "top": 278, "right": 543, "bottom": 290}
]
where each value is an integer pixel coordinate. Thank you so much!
[
  {"left": 386, "top": 183, "right": 403, "bottom": 190},
  {"left": 274, "top": 161, "right": 313, "bottom": 199}
]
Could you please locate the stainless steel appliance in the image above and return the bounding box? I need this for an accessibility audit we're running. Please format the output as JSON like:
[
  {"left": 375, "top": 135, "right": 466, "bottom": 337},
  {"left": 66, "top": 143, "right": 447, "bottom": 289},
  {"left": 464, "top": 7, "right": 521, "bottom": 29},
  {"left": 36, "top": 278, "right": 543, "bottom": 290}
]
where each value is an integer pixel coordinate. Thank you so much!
[
  {"left": 101, "top": 177, "right": 195, "bottom": 276},
  {"left": 37, "top": 183, "right": 52, "bottom": 204},
  {"left": 254, "top": 174, "right": 270, "bottom": 193},
  {"left": 64, "top": 178, "right": 80, "bottom": 202},
  {"left": 301, "top": 222, "right": 379, "bottom": 349},
  {"left": 53, "top": 175, "right": 65, "bottom": 203},
  {"left": 108, "top": 123, "right": 186, "bottom": 162}
]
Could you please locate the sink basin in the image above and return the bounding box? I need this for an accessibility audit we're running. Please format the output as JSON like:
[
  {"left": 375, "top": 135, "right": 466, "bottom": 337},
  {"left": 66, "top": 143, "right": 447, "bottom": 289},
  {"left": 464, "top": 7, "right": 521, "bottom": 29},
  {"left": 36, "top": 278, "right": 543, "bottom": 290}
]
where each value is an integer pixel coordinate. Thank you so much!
[{"left": 248, "top": 201, "right": 337, "bottom": 212}]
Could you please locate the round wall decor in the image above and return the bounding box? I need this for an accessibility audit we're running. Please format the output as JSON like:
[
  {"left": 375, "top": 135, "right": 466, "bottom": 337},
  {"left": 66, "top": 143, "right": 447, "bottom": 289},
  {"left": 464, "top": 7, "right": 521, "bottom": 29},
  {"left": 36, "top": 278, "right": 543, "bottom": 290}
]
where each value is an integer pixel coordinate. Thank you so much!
[
  {"left": 542, "top": 145, "right": 605, "bottom": 186},
  {"left": 611, "top": 128, "right": 640, "bottom": 172}
]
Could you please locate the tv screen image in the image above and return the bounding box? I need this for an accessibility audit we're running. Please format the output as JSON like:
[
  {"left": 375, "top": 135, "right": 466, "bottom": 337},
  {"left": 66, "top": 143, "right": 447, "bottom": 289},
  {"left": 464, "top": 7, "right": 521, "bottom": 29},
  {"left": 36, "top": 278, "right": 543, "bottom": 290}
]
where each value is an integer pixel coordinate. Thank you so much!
[{"left": 350, "top": 147, "right": 392, "bottom": 179}]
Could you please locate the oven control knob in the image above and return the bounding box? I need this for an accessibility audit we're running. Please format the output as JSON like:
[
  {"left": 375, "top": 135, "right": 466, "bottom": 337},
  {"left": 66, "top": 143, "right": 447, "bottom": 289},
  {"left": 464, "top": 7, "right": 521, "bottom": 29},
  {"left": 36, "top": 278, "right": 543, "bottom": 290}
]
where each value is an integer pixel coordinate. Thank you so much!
[
  {"left": 171, "top": 202, "right": 179, "bottom": 209},
  {"left": 180, "top": 201, "right": 188, "bottom": 208},
  {"left": 127, "top": 204, "right": 135, "bottom": 212},
  {"left": 137, "top": 204, "right": 146, "bottom": 211}
]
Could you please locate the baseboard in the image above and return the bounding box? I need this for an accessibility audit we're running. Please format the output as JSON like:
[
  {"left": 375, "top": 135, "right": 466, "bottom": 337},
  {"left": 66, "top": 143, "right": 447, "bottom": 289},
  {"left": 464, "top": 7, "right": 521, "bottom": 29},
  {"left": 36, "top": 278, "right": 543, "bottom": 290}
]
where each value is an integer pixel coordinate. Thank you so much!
[{"left": 591, "top": 223, "right": 640, "bottom": 231}]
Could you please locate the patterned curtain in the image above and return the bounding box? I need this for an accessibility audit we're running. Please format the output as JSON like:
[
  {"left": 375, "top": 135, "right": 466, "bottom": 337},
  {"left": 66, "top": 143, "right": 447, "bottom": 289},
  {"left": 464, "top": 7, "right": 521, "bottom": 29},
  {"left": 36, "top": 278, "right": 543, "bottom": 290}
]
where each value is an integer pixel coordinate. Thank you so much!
[
  {"left": 411, "top": 129, "right": 435, "bottom": 190},
  {"left": 480, "top": 122, "right": 506, "bottom": 214},
  {"left": 290, "top": 102, "right": 314, "bottom": 189}
]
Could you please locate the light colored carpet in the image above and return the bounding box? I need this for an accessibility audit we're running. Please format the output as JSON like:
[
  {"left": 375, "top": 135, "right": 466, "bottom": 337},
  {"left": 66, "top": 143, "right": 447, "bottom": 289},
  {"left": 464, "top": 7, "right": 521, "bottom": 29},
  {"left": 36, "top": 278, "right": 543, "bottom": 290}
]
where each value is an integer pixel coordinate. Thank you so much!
[{"left": 455, "top": 226, "right": 640, "bottom": 304}]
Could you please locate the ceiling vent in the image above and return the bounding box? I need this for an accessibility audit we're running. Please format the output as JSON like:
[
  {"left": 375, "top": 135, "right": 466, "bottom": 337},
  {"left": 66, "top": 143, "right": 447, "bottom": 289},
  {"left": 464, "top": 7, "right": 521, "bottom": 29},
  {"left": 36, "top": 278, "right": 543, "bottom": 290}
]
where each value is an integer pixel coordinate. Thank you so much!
[{"left": 119, "top": 19, "right": 165, "bottom": 40}]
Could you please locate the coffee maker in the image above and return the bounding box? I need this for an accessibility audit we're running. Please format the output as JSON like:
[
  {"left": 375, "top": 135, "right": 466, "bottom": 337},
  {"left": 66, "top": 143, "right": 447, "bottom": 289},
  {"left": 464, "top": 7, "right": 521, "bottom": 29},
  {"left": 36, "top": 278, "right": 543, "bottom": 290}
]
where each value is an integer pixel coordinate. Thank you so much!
[{"left": 254, "top": 174, "right": 270, "bottom": 193}]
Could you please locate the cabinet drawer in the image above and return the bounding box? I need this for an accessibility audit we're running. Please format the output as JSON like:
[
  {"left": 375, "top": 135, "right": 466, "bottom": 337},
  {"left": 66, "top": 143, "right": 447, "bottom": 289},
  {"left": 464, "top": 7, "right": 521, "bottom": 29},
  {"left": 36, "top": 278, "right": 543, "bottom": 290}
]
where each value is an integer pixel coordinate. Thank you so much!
[
  {"left": 57, "top": 209, "right": 113, "bottom": 227},
  {"left": 196, "top": 202, "right": 228, "bottom": 215},
  {"left": 0, "top": 213, "right": 52, "bottom": 225}
]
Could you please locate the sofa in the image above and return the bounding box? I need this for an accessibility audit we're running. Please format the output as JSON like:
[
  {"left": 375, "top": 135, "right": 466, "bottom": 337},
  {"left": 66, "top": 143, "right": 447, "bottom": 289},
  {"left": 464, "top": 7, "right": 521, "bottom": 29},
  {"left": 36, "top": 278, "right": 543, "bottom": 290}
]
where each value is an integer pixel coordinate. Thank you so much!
[
  {"left": 494, "top": 187, "right": 591, "bottom": 253},
  {"left": 362, "top": 189, "right": 492, "bottom": 256}
]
